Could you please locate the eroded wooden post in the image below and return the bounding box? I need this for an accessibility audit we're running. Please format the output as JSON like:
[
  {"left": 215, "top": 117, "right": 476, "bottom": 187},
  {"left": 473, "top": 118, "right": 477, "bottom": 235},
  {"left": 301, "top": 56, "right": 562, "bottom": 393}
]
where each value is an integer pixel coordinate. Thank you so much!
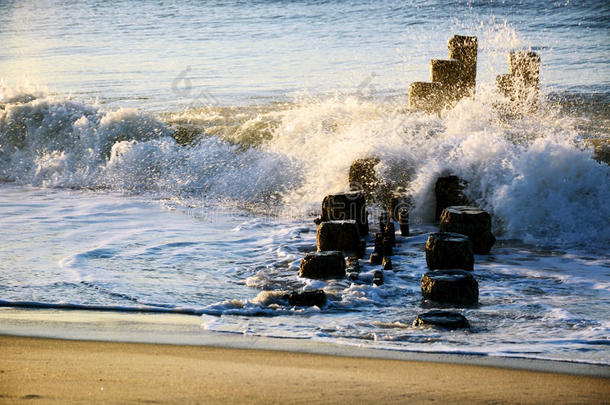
[
  {"left": 509, "top": 51, "right": 541, "bottom": 104},
  {"left": 430, "top": 59, "right": 462, "bottom": 105},
  {"left": 448, "top": 35, "right": 478, "bottom": 98},
  {"left": 409, "top": 81, "right": 443, "bottom": 113},
  {"left": 496, "top": 73, "right": 513, "bottom": 98},
  {"left": 410, "top": 35, "right": 478, "bottom": 113},
  {"left": 496, "top": 51, "right": 541, "bottom": 113}
]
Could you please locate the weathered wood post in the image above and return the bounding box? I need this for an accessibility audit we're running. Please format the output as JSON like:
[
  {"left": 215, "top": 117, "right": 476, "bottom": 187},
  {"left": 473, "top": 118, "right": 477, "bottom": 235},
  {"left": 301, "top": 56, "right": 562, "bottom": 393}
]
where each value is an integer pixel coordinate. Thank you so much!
[
  {"left": 413, "top": 310, "right": 469, "bottom": 329},
  {"left": 448, "top": 35, "right": 478, "bottom": 99},
  {"left": 348, "top": 157, "right": 380, "bottom": 199},
  {"left": 496, "top": 50, "right": 541, "bottom": 112},
  {"left": 421, "top": 269, "right": 479, "bottom": 304},
  {"left": 430, "top": 58, "right": 462, "bottom": 105},
  {"left": 439, "top": 206, "right": 495, "bottom": 254},
  {"left": 434, "top": 175, "right": 469, "bottom": 220},
  {"left": 299, "top": 251, "right": 346, "bottom": 279},
  {"left": 320, "top": 191, "right": 369, "bottom": 235},
  {"left": 410, "top": 34, "right": 478, "bottom": 113},
  {"left": 509, "top": 51, "right": 541, "bottom": 105},
  {"left": 425, "top": 232, "right": 474, "bottom": 271},
  {"left": 316, "top": 220, "right": 361, "bottom": 253},
  {"left": 409, "top": 81, "right": 443, "bottom": 113},
  {"left": 509, "top": 51, "right": 541, "bottom": 90}
]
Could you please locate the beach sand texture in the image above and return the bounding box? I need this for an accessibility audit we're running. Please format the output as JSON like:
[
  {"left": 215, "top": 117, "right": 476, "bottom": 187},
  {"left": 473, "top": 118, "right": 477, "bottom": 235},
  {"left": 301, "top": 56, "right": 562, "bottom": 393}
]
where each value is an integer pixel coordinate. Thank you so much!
[{"left": 1, "top": 336, "right": 608, "bottom": 404}]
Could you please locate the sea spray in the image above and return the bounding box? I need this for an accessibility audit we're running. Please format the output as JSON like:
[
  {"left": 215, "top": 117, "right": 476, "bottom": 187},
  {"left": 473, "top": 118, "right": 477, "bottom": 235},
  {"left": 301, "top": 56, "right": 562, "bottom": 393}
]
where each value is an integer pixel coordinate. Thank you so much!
[
  {"left": 265, "top": 90, "right": 608, "bottom": 249},
  {"left": 1, "top": 0, "right": 609, "bottom": 365},
  {"left": 1, "top": 82, "right": 608, "bottom": 249},
  {"left": 0, "top": 89, "right": 300, "bottom": 206}
]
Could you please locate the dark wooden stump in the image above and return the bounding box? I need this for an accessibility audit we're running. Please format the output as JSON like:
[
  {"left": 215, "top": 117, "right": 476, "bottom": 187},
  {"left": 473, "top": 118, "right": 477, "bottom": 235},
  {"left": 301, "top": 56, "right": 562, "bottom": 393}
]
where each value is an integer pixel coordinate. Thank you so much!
[
  {"left": 413, "top": 310, "right": 469, "bottom": 329},
  {"left": 420, "top": 269, "right": 479, "bottom": 305},
  {"left": 425, "top": 232, "right": 474, "bottom": 270},
  {"left": 346, "top": 256, "right": 360, "bottom": 272},
  {"left": 390, "top": 193, "right": 411, "bottom": 221},
  {"left": 370, "top": 252, "right": 382, "bottom": 265},
  {"left": 373, "top": 270, "right": 384, "bottom": 286},
  {"left": 299, "top": 251, "right": 346, "bottom": 279},
  {"left": 439, "top": 206, "right": 495, "bottom": 254},
  {"left": 384, "top": 222, "right": 396, "bottom": 246},
  {"left": 435, "top": 175, "right": 469, "bottom": 220},
  {"left": 379, "top": 211, "right": 390, "bottom": 229},
  {"left": 348, "top": 157, "right": 380, "bottom": 201},
  {"left": 317, "top": 220, "right": 361, "bottom": 253},
  {"left": 285, "top": 290, "right": 327, "bottom": 307},
  {"left": 374, "top": 232, "right": 383, "bottom": 254},
  {"left": 382, "top": 237, "right": 393, "bottom": 257},
  {"left": 321, "top": 191, "right": 369, "bottom": 235}
]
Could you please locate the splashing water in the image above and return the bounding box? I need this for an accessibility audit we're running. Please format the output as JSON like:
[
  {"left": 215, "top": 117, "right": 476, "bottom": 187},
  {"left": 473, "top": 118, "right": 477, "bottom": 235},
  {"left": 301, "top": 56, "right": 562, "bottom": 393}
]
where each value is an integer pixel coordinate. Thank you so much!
[
  {"left": 2, "top": 80, "right": 607, "bottom": 248},
  {"left": 1, "top": 2, "right": 609, "bottom": 364}
]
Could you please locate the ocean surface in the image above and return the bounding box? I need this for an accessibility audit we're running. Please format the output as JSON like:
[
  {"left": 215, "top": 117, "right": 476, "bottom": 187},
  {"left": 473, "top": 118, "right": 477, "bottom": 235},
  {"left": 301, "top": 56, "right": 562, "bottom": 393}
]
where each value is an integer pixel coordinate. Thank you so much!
[{"left": 1, "top": 0, "right": 609, "bottom": 364}]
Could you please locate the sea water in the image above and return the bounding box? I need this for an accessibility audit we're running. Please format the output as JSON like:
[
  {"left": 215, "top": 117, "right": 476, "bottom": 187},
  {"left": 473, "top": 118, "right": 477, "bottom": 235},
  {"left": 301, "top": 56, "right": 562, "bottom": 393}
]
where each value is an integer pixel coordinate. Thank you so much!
[{"left": 0, "top": 0, "right": 609, "bottom": 364}]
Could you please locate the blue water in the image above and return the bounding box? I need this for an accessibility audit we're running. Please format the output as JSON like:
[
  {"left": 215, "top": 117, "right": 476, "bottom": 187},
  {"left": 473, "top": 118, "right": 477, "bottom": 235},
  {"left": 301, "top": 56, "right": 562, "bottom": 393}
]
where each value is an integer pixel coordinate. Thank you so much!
[
  {"left": 0, "top": 0, "right": 609, "bottom": 364},
  {"left": 1, "top": 0, "right": 608, "bottom": 108}
]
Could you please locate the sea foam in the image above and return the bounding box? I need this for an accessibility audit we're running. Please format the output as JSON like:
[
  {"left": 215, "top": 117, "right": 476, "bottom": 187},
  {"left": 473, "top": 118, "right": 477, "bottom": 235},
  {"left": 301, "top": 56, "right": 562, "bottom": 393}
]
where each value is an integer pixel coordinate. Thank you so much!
[{"left": 1, "top": 82, "right": 608, "bottom": 249}]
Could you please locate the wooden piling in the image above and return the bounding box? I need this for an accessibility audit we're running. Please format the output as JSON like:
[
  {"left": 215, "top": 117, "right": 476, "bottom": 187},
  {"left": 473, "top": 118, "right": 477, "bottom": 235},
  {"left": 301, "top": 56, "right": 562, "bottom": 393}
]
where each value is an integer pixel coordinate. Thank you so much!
[
  {"left": 509, "top": 51, "right": 541, "bottom": 85},
  {"left": 448, "top": 35, "right": 478, "bottom": 98},
  {"left": 409, "top": 81, "right": 443, "bottom": 113},
  {"left": 496, "top": 73, "right": 513, "bottom": 98},
  {"left": 496, "top": 51, "right": 541, "bottom": 112},
  {"left": 430, "top": 59, "right": 462, "bottom": 106},
  {"left": 410, "top": 34, "right": 478, "bottom": 113}
]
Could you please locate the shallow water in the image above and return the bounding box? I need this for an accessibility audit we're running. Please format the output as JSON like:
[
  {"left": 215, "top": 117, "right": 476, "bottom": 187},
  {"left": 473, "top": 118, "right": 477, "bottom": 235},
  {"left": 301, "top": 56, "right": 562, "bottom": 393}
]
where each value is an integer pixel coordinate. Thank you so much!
[
  {"left": 0, "top": 0, "right": 609, "bottom": 364},
  {"left": 1, "top": 185, "right": 608, "bottom": 364}
]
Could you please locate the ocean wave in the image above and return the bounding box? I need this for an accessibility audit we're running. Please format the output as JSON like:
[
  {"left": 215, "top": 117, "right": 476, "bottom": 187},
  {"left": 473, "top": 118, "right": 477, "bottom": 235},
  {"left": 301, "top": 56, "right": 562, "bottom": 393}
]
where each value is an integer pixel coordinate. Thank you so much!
[{"left": 1, "top": 82, "right": 608, "bottom": 248}]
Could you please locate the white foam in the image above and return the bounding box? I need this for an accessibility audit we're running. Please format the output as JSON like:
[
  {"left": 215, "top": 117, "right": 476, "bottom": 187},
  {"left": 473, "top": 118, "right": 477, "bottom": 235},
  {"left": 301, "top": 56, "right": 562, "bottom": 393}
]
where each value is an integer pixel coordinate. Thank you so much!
[
  {"left": 264, "top": 89, "right": 609, "bottom": 249},
  {"left": 1, "top": 66, "right": 609, "bottom": 250}
]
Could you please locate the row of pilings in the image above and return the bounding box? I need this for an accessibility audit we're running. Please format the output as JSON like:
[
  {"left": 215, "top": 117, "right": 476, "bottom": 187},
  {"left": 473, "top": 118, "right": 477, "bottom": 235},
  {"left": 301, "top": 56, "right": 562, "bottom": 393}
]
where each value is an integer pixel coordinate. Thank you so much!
[
  {"left": 409, "top": 34, "right": 541, "bottom": 114},
  {"left": 284, "top": 34, "right": 602, "bottom": 328},
  {"left": 289, "top": 170, "right": 495, "bottom": 330}
]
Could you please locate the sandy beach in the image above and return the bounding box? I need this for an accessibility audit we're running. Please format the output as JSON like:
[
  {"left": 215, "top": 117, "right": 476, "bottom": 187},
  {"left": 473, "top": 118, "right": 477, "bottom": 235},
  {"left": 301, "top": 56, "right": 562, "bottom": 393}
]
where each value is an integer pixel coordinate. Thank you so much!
[
  {"left": 1, "top": 3, "right": 610, "bottom": 404},
  {"left": 1, "top": 335, "right": 608, "bottom": 404}
]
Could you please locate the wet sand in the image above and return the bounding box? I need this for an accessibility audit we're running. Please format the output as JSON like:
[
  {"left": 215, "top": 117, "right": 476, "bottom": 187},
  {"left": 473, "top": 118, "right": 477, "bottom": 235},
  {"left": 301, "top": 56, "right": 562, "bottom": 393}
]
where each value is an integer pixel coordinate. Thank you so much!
[{"left": 1, "top": 335, "right": 608, "bottom": 404}]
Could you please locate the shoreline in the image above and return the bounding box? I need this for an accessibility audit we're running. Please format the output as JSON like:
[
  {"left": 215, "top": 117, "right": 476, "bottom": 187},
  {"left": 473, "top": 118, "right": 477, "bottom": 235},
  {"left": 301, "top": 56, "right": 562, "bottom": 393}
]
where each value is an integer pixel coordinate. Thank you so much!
[
  {"left": 1, "top": 307, "right": 608, "bottom": 378},
  {"left": 2, "top": 335, "right": 609, "bottom": 404}
]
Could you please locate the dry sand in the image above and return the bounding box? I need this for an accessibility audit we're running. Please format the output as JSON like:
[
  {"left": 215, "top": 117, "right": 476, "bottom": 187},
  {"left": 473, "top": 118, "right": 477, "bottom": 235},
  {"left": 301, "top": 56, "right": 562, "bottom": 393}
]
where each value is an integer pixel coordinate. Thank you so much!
[{"left": 1, "top": 335, "right": 608, "bottom": 404}]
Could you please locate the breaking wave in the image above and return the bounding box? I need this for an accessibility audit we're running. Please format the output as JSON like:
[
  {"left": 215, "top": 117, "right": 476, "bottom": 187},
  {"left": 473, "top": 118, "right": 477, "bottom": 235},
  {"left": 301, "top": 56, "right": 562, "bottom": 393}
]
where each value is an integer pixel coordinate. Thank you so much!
[{"left": 1, "top": 81, "right": 608, "bottom": 249}]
